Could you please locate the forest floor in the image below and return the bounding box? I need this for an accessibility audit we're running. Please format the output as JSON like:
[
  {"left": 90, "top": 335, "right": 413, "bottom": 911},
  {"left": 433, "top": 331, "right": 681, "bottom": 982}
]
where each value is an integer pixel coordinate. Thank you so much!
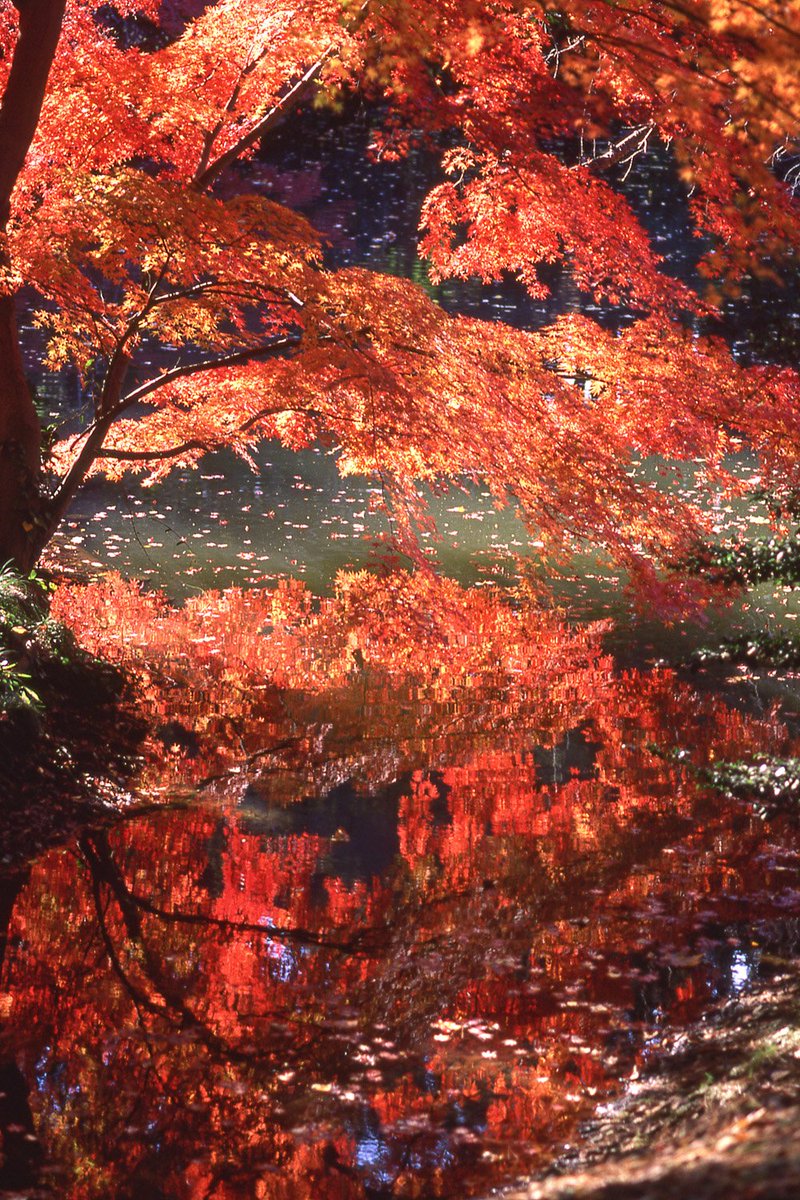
[{"left": 499, "top": 965, "right": 800, "bottom": 1200}]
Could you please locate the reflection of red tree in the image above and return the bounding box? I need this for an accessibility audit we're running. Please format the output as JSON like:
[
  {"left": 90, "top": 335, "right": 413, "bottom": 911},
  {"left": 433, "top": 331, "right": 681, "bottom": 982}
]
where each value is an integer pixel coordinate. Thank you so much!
[
  {"left": 2, "top": 574, "right": 797, "bottom": 1195},
  {"left": 5, "top": 780, "right": 800, "bottom": 1196},
  {"left": 53, "top": 571, "right": 790, "bottom": 802}
]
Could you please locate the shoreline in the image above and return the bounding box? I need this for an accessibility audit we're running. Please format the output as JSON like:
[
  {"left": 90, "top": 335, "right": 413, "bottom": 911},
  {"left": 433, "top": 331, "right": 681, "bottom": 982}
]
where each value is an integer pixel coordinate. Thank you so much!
[{"left": 495, "top": 966, "right": 800, "bottom": 1200}]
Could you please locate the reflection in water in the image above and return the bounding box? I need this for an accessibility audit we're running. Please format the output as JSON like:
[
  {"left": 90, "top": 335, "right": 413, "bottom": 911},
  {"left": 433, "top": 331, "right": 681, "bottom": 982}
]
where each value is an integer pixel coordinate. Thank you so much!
[{"left": 1, "top": 575, "right": 800, "bottom": 1197}]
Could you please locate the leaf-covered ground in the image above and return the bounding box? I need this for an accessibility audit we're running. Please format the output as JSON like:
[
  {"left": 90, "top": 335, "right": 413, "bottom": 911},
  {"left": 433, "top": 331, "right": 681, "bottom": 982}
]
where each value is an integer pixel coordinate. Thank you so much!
[{"left": 501, "top": 968, "right": 800, "bottom": 1200}]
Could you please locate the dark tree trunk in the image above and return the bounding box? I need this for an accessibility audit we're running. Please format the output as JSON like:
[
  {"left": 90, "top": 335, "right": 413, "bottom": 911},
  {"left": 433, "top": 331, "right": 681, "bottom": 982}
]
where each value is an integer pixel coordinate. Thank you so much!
[
  {"left": 0, "top": 869, "right": 40, "bottom": 1191},
  {"left": 0, "top": 0, "right": 67, "bottom": 571},
  {"left": 0, "top": 295, "right": 42, "bottom": 571}
]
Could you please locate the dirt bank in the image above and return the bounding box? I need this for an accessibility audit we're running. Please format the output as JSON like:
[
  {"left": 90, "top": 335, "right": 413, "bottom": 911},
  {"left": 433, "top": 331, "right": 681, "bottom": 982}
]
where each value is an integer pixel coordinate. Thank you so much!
[{"left": 499, "top": 967, "right": 800, "bottom": 1200}]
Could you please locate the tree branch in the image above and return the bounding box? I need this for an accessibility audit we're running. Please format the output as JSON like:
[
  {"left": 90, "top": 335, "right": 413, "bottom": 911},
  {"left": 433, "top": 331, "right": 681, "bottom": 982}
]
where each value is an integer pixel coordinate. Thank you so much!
[
  {"left": 98, "top": 438, "right": 212, "bottom": 463},
  {"left": 49, "top": 335, "right": 303, "bottom": 518},
  {"left": 193, "top": 52, "right": 337, "bottom": 190},
  {"left": 195, "top": 43, "right": 272, "bottom": 182},
  {"left": 579, "top": 123, "right": 657, "bottom": 171},
  {"left": 118, "top": 334, "right": 300, "bottom": 408},
  {"left": 97, "top": 402, "right": 329, "bottom": 465},
  {"left": 193, "top": 1, "right": 370, "bottom": 191}
]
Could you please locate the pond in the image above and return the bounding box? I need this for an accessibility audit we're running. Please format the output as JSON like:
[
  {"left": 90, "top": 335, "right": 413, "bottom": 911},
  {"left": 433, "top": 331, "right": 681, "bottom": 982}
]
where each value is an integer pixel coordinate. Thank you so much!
[
  {"left": 3, "top": 583, "right": 800, "bottom": 1198},
  {"left": 2, "top": 110, "right": 800, "bottom": 1198}
]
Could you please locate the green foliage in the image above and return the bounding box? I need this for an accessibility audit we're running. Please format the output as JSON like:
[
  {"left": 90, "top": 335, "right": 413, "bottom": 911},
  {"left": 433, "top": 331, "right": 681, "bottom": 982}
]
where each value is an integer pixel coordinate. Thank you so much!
[
  {"left": 751, "top": 484, "right": 800, "bottom": 524},
  {"left": 0, "top": 561, "right": 59, "bottom": 715},
  {"left": 692, "top": 632, "right": 800, "bottom": 669},
  {"left": 682, "top": 535, "right": 800, "bottom": 587},
  {"left": 649, "top": 737, "right": 800, "bottom": 816},
  {"left": 0, "top": 652, "right": 40, "bottom": 710},
  {"left": 0, "top": 565, "right": 40, "bottom": 714},
  {"left": 701, "top": 757, "right": 800, "bottom": 815},
  {"left": 740, "top": 1042, "right": 780, "bottom": 1080}
]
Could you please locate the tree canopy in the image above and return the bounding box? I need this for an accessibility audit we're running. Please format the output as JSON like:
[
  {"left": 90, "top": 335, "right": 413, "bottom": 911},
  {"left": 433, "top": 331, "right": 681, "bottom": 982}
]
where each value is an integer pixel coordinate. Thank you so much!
[{"left": 1, "top": 0, "right": 799, "bottom": 601}]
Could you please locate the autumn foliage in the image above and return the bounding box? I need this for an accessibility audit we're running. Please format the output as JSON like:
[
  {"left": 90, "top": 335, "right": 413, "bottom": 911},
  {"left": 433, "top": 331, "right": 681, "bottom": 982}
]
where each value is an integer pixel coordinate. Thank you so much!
[
  {"left": 0, "top": 1, "right": 799, "bottom": 591},
  {"left": 51, "top": 570, "right": 792, "bottom": 796}
]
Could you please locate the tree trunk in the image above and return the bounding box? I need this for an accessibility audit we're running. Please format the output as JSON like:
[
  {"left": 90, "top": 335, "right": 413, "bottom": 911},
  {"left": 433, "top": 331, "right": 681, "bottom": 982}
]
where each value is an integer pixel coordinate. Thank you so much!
[
  {"left": 0, "top": 0, "right": 66, "bottom": 571},
  {"left": 0, "top": 295, "right": 41, "bottom": 572}
]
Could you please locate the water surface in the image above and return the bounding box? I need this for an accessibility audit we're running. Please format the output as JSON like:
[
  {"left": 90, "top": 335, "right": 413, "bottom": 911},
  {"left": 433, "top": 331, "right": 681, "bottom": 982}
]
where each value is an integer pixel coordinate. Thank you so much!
[{"left": 3, "top": 611, "right": 800, "bottom": 1197}]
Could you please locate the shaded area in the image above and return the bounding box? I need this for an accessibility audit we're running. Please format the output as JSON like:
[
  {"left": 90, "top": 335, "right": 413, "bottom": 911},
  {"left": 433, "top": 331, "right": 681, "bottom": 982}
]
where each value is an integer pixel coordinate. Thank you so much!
[{"left": 0, "top": 572, "right": 144, "bottom": 862}]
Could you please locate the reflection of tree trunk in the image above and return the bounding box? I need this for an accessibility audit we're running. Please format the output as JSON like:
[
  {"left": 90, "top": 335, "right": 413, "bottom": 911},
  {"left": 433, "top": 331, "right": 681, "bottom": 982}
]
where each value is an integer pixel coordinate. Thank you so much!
[
  {"left": 82, "top": 832, "right": 216, "bottom": 1033},
  {"left": 0, "top": 868, "right": 41, "bottom": 1190},
  {"left": 80, "top": 831, "right": 343, "bottom": 1070},
  {"left": 0, "top": 1060, "right": 41, "bottom": 1189},
  {"left": 0, "top": 869, "right": 26, "bottom": 979}
]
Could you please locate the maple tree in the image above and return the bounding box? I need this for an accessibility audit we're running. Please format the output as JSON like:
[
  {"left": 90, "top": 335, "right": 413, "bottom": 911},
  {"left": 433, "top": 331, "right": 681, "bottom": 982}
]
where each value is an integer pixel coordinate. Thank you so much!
[{"left": 0, "top": 0, "right": 799, "bottom": 594}]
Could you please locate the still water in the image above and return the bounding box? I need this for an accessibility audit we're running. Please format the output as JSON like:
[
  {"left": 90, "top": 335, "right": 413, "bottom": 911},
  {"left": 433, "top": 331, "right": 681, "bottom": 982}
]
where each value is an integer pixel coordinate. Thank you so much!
[
  {"left": 2, "top": 113, "right": 800, "bottom": 1197},
  {"left": 3, "top": 585, "right": 800, "bottom": 1198}
]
